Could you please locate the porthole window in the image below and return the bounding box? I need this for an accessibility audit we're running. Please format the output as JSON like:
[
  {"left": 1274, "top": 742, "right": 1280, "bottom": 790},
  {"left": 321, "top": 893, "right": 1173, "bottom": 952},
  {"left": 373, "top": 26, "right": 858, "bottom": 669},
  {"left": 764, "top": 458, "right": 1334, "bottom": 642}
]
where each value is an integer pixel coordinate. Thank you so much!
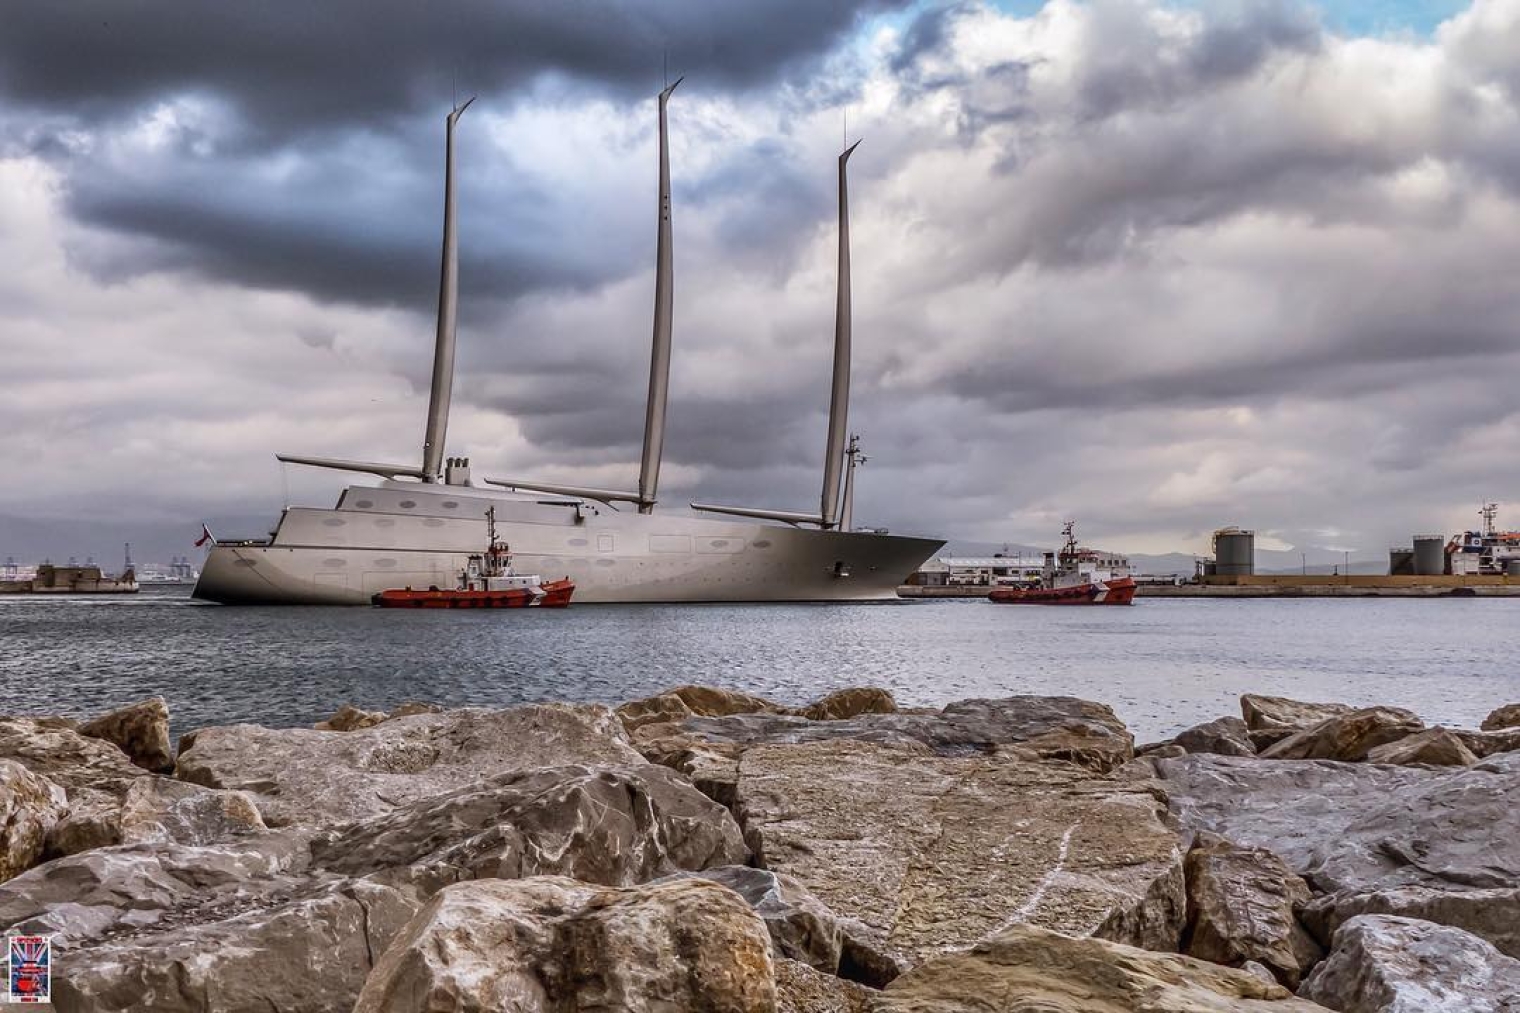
[
  {"left": 442, "top": 501, "right": 459, "bottom": 509},
  {"left": 399, "top": 500, "right": 417, "bottom": 509},
  {"left": 374, "top": 559, "right": 397, "bottom": 568},
  {"left": 322, "top": 518, "right": 346, "bottom": 527},
  {"left": 355, "top": 499, "right": 374, "bottom": 509}
]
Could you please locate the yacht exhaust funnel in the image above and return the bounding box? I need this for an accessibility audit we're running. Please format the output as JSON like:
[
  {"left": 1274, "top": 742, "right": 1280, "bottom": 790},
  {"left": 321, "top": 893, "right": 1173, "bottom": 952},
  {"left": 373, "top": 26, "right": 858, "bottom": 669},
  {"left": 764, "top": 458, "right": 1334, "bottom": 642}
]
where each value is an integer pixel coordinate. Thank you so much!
[
  {"left": 637, "top": 77, "right": 682, "bottom": 513},
  {"left": 820, "top": 140, "right": 860, "bottom": 528},
  {"left": 421, "top": 97, "right": 474, "bottom": 483}
]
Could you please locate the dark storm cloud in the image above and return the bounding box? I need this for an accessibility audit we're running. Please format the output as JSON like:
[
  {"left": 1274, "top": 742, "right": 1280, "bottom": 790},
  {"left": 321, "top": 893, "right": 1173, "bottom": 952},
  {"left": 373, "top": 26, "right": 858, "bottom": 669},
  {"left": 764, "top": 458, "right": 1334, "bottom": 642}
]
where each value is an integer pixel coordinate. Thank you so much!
[
  {"left": 0, "top": 1, "right": 909, "bottom": 138},
  {"left": 1, "top": 1, "right": 907, "bottom": 311}
]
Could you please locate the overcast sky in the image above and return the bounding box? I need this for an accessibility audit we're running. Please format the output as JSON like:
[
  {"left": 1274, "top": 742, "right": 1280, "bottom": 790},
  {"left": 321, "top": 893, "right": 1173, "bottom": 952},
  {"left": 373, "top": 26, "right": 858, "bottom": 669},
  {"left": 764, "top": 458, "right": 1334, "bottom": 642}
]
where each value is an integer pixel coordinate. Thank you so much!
[{"left": 3, "top": 0, "right": 1519, "bottom": 561}]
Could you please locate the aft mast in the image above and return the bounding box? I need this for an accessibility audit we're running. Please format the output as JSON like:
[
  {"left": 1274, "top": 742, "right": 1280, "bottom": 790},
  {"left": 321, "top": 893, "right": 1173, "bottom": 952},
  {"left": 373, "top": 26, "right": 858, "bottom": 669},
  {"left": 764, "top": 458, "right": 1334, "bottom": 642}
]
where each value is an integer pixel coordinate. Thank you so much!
[
  {"left": 820, "top": 141, "right": 860, "bottom": 528},
  {"left": 637, "top": 77, "right": 682, "bottom": 513},
  {"left": 421, "top": 97, "right": 475, "bottom": 483}
]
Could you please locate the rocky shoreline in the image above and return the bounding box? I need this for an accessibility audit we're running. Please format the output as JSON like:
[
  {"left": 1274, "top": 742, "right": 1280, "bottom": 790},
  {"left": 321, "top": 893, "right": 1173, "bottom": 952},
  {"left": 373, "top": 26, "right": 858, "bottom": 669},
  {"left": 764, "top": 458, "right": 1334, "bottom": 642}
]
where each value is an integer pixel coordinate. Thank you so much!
[{"left": 1, "top": 688, "right": 1518, "bottom": 1011}]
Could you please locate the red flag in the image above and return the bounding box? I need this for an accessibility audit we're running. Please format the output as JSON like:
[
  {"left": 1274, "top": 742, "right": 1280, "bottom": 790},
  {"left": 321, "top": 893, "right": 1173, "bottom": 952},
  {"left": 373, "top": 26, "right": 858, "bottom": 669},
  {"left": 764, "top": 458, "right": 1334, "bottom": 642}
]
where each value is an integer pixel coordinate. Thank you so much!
[{"left": 194, "top": 524, "right": 216, "bottom": 548}]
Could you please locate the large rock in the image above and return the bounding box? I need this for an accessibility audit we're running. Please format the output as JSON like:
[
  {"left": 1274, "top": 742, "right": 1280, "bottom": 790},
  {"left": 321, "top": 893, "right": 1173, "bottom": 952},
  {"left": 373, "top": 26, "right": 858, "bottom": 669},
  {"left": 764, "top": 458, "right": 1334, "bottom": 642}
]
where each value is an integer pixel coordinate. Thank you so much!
[
  {"left": 1454, "top": 726, "right": 1520, "bottom": 758},
  {"left": 874, "top": 924, "right": 1333, "bottom": 1012},
  {"left": 801, "top": 687, "right": 898, "bottom": 721},
  {"left": 735, "top": 739, "right": 1184, "bottom": 979},
  {"left": 0, "top": 760, "right": 66, "bottom": 882},
  {"left": 353, "top": 876, "right": 776, "bottom": 1013},
  {"left": 312, "top": 765, "right": 747, "bottom": 888},
  {"left": 1260, "top": 707, "right": 1424, "bottom": 762},
  {"left": 49, "top": 776, "right": 266, "bottom": 855},
  {"left": 775, "top": 959, "right": 873, "bottom": 1013},
  {"left": 312, "top": 703, "right": 387, "bottom": 731},
  {"left": 1482, "top": 703, "right": 1520, "bottom": 732},
  {"left": 0, "top": 716, "right": 145, "bottom": 793},
  {"left": 1175, "top": 717, "right": 1256, "bottom": 757},
  {"left": 176, "top": 704, "right": 646, "bottom": 827},
  {"left": 53, "top": 876, "right": 420, "bottom": 1013},
  {"left": 1241, "top": 694, "right": 1354, "bottom": 734},
  {"left": 1301, "top": 885, "right": 1520, "bottom": 961},
  {"left": 1300, "top": 914, "right": 1520, "bottom": 1013},
  {"left": 79, "top": 696, "right": 174, "bottom": 772},
  {"left": 659, "top": 866, "right": 846, "bottom": 972},
  {"left": 668, "top": 685, "right": 789, "bottom": 717},
  {"left": 635, "top": 695, "right": 1137, "bottom": 805},
  {"left": 1158, "top": 754, "right": 1520, "bottom": 896},
  {"left": 1364, "top": 727, "right": 1477, "bottom": 767},
  {"left": 0, "top": 837, "right": 310, "bottom": 948},
  {"left": 1183, "top": 834, "right": 1321, "bottom": 987}
]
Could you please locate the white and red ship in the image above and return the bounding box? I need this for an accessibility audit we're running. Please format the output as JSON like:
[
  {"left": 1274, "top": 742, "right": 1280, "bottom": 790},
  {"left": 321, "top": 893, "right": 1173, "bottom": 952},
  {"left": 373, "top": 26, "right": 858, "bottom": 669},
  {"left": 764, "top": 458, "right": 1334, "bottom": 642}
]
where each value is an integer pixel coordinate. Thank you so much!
[
  {"left": 372, "top": 509, "right": 574, "bottom": 609},
  {"left": 988, "top": 522, "right": 1136, "bottom": 606}
]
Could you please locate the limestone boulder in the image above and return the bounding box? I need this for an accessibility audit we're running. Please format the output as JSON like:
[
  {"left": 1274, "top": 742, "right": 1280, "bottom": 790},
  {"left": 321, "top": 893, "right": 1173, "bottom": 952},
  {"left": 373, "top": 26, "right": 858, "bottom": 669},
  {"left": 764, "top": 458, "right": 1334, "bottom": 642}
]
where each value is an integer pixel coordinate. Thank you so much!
[
  {"left": 1157, "top": 754, "right": 1520, "bottom": 896},
  {"left": 776, "top": 960, "right": 873, "bottom": 1013},
  {"left": 1482, "top": 703, "right": 1520, "bottom": 731},
  {"left": 634, "top": 695, "right": 1136, "bottom": 808},
  {"left": 1299, "top": 915, "right": 1520, "bottom": 1013},
  {"left": 79, "top": 696, "right": 174, "bottom": 772},
  {"left": 1452, "top": 726, "right": 1520, "bottom": 758},
  {"left": 312, "top": 765, "right": 747, "bottom": 888},
  {"left": 734, "top": 739, "right": 1184, "bottom": 978},
  {"left": 669, "top": 684, "right": 790, "bottom": 717},
  {"left": 353, "top": 876, "right": 776, "bottom": 1013},
  {"left": 1301, "top": 885, "right": 1520, "bottom": 961},
  {"left": 801, "top": 687, "right": 898, "bottom": 721},
  {"left": 175, "top": 704, "right": 646, "bottom": 827},
  {"left": 312, "top": 703, "right": 387, "bottom": 731},
  {"left": 1175, "top": 717, "right": 1256, "bottom": 757},
  {"left": 0, "top": 716, "right": 144, "bottom": 794},
  {"left": 1364, "top": 727, "right": 1477, "bottom": 767},
  {"left": 0, "top": 837, "right": 310, "bottom": 948},
  {"left": 0, "top": 760, "right": 66, "bottom": 881},
  {"left": 616, "top": 692, "right": 698, "bottom": 736},
  {"left": 51, "top": 876, "right": 420, "bottom": 1013},
  {"left": 1240, "top": 694, "right": 1354, "bottom": 734},
  {"left": 1183, "top": 834, "right": 1321, "bottom": 988},
  {"left": 1260, "top": 707, "right": 1424, "bottom": 762},
  {"left": 874, "top": 924, "right": 1334, "bottom": 1012},
  {"left": 658, "top": 866, "right": 846, "bottom": 972},
  {"left": 49, "top": 776, "right": 267, "bottom": 856}
]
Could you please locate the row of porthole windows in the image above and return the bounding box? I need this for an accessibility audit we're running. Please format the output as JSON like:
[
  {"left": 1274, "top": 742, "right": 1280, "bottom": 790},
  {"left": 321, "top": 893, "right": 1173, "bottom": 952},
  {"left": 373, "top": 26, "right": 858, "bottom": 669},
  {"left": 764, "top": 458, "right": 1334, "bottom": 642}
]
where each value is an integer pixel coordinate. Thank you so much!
[
  {"left": 323, "top": 517, "right": 446, "bottom": 528},
  {"left": 352, "top": 499, "right": 461, "bottom": 511},
  {"left": 317, "top": 559, "right": 398, "bottom": 568}
]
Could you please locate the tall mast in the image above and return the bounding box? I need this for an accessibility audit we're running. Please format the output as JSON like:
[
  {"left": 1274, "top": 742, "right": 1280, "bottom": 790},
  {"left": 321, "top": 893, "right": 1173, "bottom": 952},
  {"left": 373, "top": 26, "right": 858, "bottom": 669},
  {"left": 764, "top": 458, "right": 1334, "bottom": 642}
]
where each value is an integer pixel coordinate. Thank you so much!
[
  {"left": 637, "top": 77, "right": 682, "bottom": 513},
  {"left": 820, "top": 140, "right": 860, "bottom": 528},
  {"left": 840, "top": 433, "right": 865, "bottom": 532},
  {"left": 421, "top": 97, "right": 475, "bottom": 483}
]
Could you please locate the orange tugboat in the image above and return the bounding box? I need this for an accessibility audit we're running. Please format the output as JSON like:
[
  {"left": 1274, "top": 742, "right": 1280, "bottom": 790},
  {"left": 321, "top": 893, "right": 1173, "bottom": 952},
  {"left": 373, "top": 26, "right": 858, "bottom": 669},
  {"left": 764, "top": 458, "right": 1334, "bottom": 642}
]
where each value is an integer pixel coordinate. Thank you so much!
[
  {"left": 372, "top": 509, "right": 574, "bottom": 609},
  {"left": 988, "top": 522, "right": 1136, "bottom": 606}
]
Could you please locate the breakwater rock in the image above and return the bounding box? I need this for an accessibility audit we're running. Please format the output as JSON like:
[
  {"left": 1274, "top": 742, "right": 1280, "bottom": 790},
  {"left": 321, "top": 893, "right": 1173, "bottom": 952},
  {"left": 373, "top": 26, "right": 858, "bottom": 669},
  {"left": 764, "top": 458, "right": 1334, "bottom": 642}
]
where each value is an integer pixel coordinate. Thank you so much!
[{"left": 0, "top": 688, "right": 1515, "bottom": 1011}]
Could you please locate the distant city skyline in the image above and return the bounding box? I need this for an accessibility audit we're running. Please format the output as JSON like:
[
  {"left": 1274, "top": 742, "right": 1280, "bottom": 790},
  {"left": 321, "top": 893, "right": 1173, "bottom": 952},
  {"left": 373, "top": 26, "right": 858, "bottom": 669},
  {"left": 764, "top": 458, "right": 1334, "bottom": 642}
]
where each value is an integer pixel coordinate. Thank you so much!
[{"left": 2, "top": 0, "right": 1518, "bottom": 558}]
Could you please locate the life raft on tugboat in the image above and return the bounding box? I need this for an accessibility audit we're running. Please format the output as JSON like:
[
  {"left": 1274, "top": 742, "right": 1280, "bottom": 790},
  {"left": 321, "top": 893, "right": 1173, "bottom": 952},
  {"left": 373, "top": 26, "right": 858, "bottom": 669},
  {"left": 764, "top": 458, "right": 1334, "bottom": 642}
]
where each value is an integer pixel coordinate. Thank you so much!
[
  {"left": 372, "top": 507, "right": 574, "bottom": 609},
  {"left": 988, "top": 521, "right": 1136, "bottom": 606}
]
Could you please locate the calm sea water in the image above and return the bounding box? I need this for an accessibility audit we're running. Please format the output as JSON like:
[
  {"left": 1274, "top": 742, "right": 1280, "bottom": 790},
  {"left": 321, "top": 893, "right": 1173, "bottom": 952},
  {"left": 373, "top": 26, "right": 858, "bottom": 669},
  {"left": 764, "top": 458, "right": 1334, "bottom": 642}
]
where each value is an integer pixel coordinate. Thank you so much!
[{"left": 2, "top": 587, "right": 1515, "bottom": 742}]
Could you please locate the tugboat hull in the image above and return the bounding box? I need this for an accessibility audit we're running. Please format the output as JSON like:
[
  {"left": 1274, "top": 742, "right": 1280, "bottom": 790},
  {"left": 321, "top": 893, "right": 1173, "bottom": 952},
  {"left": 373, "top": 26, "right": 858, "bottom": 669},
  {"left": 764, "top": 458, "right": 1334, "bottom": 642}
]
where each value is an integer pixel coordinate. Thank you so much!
[
  {"left": 373, "top": 578, "right": 575, "bottom": 609},
  {"left": 989, "top": 576, "right": 1136, "bottom": 606}
]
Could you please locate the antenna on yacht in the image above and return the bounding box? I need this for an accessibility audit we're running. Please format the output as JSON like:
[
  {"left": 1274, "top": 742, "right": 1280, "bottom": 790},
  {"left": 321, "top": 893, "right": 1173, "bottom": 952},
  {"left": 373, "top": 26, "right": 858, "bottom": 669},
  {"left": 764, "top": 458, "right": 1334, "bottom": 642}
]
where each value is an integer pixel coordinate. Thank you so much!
[
  {"left": 421, "top": 96, "right": 475, "bottom": 483},
  {"left": 839, "top": 433, "right": 867, "bottom": 532},
  {"left": 819, "top": 138, "right": 860, "bottom": 528}
]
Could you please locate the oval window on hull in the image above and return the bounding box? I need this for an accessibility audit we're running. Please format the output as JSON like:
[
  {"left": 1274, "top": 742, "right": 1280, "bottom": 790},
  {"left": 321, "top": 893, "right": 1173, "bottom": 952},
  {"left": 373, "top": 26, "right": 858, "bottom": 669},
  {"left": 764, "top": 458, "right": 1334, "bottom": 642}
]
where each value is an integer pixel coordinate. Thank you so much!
[{"left": 354, "top": 500, "right": 374, "bottom": 509}]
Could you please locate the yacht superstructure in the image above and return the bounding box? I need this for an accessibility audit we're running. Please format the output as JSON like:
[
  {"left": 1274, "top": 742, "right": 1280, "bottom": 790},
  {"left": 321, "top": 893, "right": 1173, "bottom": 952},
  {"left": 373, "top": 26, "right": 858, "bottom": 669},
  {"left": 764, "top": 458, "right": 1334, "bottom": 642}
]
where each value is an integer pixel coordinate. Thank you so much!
[{"left": 193, "top": 87, "right": 942, "bottom": 605}]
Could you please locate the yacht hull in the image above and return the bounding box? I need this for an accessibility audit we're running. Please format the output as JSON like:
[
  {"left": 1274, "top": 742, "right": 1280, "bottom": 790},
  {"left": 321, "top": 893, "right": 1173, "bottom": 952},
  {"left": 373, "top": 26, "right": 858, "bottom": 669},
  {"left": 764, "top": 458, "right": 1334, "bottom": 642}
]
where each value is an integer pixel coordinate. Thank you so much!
[{"left": 193, "top": 484, "right": 941, "bottom": 605}]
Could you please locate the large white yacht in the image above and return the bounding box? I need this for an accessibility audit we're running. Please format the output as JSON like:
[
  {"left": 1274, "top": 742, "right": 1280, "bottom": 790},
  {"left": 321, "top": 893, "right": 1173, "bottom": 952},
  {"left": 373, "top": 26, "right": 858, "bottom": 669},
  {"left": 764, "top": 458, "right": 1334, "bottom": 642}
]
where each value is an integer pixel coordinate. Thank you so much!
[{"left": 193, "top": 85, "right": 943, "bottom": 605}]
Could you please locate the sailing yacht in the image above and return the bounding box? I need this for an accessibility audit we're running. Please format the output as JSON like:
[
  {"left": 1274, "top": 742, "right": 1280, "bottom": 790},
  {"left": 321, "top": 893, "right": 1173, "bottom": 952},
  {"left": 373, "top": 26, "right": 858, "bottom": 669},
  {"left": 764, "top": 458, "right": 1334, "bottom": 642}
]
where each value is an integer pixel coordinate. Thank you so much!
[{"left": 193, "top": 87, "right": 943, "bottom": 605}]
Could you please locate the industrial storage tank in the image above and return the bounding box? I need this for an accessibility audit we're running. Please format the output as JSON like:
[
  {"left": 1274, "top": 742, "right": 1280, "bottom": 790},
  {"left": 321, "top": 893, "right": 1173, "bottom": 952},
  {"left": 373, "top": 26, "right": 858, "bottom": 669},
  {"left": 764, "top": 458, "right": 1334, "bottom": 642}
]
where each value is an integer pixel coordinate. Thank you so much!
[
  {"left": 1412, "top": 536, "right": 1447, "bottom": 576},
  {"left": 1213, "top": 528, "right": 1255, "bottom": 576},
  {"left": 1388, "top": 549, "right": 1415, "bottom": 576}
]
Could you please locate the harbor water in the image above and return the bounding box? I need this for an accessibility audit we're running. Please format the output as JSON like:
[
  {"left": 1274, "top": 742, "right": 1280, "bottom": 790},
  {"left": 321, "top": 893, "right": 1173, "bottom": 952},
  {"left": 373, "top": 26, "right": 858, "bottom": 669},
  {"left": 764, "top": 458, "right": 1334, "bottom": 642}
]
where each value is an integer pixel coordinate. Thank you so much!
[{"left": 3, "top": 587, "right": 1516, "bottom": 742}]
